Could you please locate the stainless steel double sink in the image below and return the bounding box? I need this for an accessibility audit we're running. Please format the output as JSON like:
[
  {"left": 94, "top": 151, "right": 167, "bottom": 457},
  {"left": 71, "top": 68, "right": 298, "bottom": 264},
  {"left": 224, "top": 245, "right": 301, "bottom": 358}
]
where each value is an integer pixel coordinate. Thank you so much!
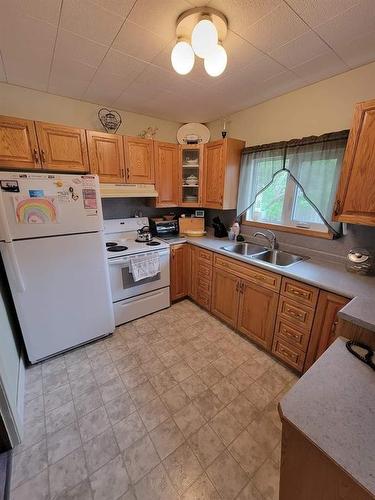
[{"left": 220, "top": 243, "right": 308, "bottom": 268}]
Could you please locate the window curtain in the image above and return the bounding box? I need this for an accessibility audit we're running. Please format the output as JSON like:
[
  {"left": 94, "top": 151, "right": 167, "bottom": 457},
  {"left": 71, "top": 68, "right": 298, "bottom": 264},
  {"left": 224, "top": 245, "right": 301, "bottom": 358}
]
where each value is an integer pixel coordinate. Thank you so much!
[{"left": 236, "top": 131, "right": 349, "bottom": 236}]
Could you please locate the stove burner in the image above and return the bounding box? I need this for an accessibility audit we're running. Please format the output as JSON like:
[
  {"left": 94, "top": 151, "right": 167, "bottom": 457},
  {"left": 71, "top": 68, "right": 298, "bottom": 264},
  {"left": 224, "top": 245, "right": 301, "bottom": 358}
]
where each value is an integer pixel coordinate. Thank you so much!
[
  {"left": 107, "top": 245, "right": 128, "bottom": 252},
  {"left": 106, "top": 242, "right": 118, "bottom": 247},
  {"left": 146, "top": 241, "right": 161, "bottom": 246}
]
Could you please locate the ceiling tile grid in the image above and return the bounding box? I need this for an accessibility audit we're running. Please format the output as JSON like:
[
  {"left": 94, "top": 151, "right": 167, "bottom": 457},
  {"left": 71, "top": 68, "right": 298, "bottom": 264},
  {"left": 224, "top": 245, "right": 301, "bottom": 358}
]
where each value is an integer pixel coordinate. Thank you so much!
[{"left": 0, "top": 0, "right": 374, "bottom": 122}]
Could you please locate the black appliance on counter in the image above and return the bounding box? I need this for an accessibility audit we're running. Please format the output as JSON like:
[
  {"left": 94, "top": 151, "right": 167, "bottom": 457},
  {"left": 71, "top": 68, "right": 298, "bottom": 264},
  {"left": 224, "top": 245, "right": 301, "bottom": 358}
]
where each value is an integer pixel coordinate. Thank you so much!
[
  {"left": 150, "top": 218, "right": 179, "bottom": 240},
  {"left": 212, "top": 216, "right": 228, "bottom": 238}
]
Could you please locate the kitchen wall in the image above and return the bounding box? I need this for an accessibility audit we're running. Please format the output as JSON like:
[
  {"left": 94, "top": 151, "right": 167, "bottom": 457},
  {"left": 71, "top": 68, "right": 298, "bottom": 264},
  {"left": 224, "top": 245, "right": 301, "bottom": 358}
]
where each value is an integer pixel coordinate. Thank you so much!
[
  {"left": 207, "top": 61, "right": 375, "bottom": 146},
  {"left": 206, "top": 61, "right": 375, "bottom": 261},
  {"left": 0, "top": 82, "right": 181, "bottom": 142}
]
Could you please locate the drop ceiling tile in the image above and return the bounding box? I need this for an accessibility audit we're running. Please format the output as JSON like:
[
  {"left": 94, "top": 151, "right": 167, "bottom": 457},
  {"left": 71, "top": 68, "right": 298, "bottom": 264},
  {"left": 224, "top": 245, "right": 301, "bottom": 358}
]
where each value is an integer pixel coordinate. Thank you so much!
[
  {"left": 0, "top": 13, "right": 56, "bottom": 91},
  {"left": 90, "top": 0, "right": 135, "bottom": 18},
  {"left": 54, "top": 29, "right": 108, "bottom": 68},
  {"left": 97, "top": 49, "right": 147, "bottom": 82},
  {"left": 84, "top": 80, "right": 127, "bottom": 106},
  {"left": 49, "top": 57, "right": 97, "bottom": 99},
  {"left": 291, "top": 51, "right": 349, "bottom": 81},
  {"left": 113, "top": 21, "right": 170, "bottom": 62},
  {"left": 259, "top": 70, "right": 303, "bottom": 99},
  {"left": 334, "top": 29, "right": 375, "bottom": 68},
  {"left": 60, "top": 0, "right": 125, "bottom": 45},
  {"left": 0, "top": 0, "right": 62, "bottom": 25},
  {"left": 286, "top": 0, "right": 361, "bottom": 28},
  {"left": 244, "top": 2, "right": 309, "bottom": 52},
  {"left": 127, "top": 0, "right": 192, "bottom": 40},
  {"left": 314, "top": 1, "right": 375, "bottom": 49},
  {"left": 208, "top": 0, "right": 281, "bottom": 39},
  {"left": 239, "top": 54, "right": 286, "bottom": 84},
  {"left": 270, "top": 31, "right": 330, "bottom": 69},
  {"left": 223, "top": 30, "right": 265, "bottom": 73},
  {"left": 135, "top": 64, "right": 202, "bottom": 95}
]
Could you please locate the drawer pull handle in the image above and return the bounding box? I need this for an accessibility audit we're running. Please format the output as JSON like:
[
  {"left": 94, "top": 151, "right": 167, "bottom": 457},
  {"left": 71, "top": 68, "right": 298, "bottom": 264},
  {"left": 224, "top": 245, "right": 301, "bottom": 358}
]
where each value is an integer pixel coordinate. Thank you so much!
[
  {"left": 287, "top": 308, "right": 303, "bottom": 319},
  {"left": 254, "top": 274, "right": 265, "bottom": 281}
]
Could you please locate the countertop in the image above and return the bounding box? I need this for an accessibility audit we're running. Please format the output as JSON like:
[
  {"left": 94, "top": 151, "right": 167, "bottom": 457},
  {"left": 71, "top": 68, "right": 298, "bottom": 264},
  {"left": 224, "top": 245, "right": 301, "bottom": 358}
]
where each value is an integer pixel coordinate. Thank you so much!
[
  {"left": 169, "top": 234, "right": 375, "bottom": 332},
  {"left": 279, "top": 338, "right": 375, "bottom": 496}
]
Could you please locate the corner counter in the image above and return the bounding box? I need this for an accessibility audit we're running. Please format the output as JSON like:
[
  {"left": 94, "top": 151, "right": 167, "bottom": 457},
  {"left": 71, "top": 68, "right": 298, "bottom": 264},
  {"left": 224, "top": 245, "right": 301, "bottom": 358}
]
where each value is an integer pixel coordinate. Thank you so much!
[{"left": 278, "top": 338, "right": 375, "bottom": 499}]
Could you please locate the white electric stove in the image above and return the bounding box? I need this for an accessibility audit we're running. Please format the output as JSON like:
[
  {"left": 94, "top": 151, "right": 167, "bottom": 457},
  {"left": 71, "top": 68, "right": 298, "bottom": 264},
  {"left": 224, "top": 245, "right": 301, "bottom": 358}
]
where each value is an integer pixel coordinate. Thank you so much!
[{"left": 104, "top": 218, "right": 170, "bottom": 326}]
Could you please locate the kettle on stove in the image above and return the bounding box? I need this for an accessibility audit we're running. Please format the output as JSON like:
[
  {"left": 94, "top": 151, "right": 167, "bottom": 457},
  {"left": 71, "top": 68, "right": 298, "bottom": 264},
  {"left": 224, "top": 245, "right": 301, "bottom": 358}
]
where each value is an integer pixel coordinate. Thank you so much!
[{"left": 136, "top": 226, "right": 153, "bottom": 242}]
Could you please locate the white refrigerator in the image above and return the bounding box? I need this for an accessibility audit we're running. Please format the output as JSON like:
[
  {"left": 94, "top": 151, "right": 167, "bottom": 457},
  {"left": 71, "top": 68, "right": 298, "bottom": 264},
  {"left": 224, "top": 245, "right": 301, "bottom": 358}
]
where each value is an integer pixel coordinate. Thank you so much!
[{"left": 0, "top": 171, "right": 115, "bottom": 363}]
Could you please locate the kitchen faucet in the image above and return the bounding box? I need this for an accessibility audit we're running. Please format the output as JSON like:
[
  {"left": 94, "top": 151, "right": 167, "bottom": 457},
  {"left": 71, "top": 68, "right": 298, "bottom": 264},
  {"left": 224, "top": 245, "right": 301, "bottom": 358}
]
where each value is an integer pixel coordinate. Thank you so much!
[{"left": 253, "top": 229, "right": 277, "bottom": 250}]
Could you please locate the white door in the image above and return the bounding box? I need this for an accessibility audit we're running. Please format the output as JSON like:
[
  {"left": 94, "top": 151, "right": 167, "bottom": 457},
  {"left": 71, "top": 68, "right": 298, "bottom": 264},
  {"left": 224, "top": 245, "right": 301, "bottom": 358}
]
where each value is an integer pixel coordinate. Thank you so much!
[
  {"left": 0, "top": 172, "right": 103, "bottom": 241},
  {"left": 1, "top": 232, "right": 115, "bottom": 363}
]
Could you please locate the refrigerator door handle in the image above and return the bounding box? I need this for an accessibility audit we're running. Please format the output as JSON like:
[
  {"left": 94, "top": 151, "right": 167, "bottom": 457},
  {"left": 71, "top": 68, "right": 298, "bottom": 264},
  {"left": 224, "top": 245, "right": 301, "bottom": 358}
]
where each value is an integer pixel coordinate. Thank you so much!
[
  {"left": 0, "top": 193, "right": 12, "bottom": 243},
  {"left": 4, "top": 243, "right": 26, "bottom": 293}
]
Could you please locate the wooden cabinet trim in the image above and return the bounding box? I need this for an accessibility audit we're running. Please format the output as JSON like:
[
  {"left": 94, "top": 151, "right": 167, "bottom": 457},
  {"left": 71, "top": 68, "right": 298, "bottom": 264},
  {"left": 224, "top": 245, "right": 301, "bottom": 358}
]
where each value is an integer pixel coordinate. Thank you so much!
[
  {"left": 214, "top": 254, "right": 281, "bottom": 292},
  {"left": 281, "top": 277, "right": 319, "bottom": 308}
]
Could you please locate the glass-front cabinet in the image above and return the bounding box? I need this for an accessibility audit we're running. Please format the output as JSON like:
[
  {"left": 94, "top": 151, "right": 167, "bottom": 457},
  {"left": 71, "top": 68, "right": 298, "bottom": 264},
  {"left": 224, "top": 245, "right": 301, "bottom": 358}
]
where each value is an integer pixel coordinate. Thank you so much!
[{"left": 179, "top": 144, "right": 203, "bottom": 207}]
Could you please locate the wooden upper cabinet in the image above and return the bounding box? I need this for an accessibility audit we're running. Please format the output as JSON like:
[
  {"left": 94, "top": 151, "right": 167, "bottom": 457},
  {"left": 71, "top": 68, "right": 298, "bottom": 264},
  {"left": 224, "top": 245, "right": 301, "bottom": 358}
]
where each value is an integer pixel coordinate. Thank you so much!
[
  {"left": 35, "top": 122, "right": 89, "bottom": 172},
  {"left": 211, "top": 267, "right": 240, "bottom": 328},
  {"left": 154, "top": 141, "right": 179, "bottom": 207},
  {"left": 0, "top": 115, "right": 40, "bottom": 169},
  {"left": 237, "top": 279, "right": 278, "bottom": 350},
  {"left": 203, "top": 138, "right": 245, "bottom": 209},
  {"left": 87, "top": 131, "right": 124, "bottom": 183},
  {"left": 333, "top": 99, "right": 375, "bottom": 225},
  {"left": 124, "top": 136, "right": 154, "bottom": 184},
  {"left": 304, "top": 290, "right": 349, "bottom": 372}
]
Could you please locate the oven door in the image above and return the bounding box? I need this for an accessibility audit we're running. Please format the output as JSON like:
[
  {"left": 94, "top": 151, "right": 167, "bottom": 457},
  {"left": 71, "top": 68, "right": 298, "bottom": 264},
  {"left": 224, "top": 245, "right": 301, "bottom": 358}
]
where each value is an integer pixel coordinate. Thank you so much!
[{"left": 108, "top": 248, "right": 170, "bottom": 302}]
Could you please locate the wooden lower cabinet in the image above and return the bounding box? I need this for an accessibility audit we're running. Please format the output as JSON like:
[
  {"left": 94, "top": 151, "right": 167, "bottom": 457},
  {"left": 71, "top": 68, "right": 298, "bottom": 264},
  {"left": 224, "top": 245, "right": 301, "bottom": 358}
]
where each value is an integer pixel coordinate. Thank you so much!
[
  {"left": 237, "top": 280, "right": 278, "bottom": 350},
  {"left": 304, "top": 290, "right": 349, "bottom": 371},
  {"left": 170, "top": 244, "right": 189, "bottom": 302},
  {"left": 211, "top": 268, "right": 240, "bottom": 328}
]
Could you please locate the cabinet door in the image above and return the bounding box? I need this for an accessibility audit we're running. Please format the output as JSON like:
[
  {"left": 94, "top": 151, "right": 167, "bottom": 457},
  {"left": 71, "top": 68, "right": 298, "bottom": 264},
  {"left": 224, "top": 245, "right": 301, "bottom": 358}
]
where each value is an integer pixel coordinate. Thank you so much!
[
  {"left": 304, "top": 291, "right": 349, "bottom": 371},
  {"left": 0, "top": 116, "right": 40, "bottom": 169},
  {"left": 211, "top": 268, "right": 240, "bottom": 328},
  {"left": 170, "top": 244, "right": 188, "bottom": 301},
  {"left": 124, "top": 137, "right": 154, "bottom": 184},
  {"left": 35, "top": 122, "right": 89, "bottom": 172},
  {"left": 203, "top": 141, "right": 225, "bottom": 208},
  {"left": 237, "top": 279, "right": 278, "bottom": 350},
  {"left": 87, "top": 131, "right": 124, "bottom": 183},
  {"left": 333, "top": 99, "right": 375, "bottom": 225},
  {"left": 154, "top": 142, "right": 179, "bottom": 206}
]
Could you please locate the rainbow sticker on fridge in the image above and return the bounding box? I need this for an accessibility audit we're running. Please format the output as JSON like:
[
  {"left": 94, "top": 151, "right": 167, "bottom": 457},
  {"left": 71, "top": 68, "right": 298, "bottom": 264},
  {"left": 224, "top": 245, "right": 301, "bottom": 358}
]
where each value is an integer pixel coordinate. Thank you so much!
[{"left": 13, "top": 196, "right": 59, "bottom": 224}]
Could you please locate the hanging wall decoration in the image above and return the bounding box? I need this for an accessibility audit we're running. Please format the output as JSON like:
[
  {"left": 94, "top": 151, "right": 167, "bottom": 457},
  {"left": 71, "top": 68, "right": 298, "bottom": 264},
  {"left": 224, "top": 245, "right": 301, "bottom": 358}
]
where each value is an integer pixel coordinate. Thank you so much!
[{"left": 98, "top": 108, "right": 122, "bottom": 133}]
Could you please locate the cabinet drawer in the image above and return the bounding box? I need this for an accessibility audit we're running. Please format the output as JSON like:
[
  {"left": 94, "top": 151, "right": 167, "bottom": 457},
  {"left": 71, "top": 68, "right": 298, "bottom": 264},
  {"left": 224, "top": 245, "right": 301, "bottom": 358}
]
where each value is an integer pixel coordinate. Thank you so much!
[
  {"left": 197, "top": 248, "right": 213, "bottom": 264},
  {"left": 214, "top": 254, "right": 281, "bottom": 292},
  {"left": 272, "top": 336, "right": 305, "bottom": 372},
  {"left": 275, "top": 318, "right": 310, "bottom": 352},
  {"left": 197, "top": 276, "right": 211, "bottom": 294},
  {"left": 281, "top": 277, "right": 318, "bottom": 308},
  {"left": 278, "top": 296, "right": 314, "bottom": 332},
  {"left": 197, "top": 289, "right": 210, "bottom": 311},
  {"left": 197, "top": 261, "right": 212, "bottom": 280}
]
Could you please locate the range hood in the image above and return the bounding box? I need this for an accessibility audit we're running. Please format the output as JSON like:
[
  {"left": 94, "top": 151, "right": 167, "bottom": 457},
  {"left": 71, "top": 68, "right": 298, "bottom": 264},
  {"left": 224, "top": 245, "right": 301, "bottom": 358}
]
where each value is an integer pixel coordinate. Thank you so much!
[{"left": 100, "top": 183, "right": 158, "bottom": 198}]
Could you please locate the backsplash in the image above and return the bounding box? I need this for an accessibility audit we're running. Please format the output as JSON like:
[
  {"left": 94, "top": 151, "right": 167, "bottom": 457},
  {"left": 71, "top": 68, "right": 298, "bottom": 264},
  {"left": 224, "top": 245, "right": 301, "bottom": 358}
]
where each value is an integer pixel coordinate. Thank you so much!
[{"left": 101, "top": 198, "right": 237, "bottom": 228}]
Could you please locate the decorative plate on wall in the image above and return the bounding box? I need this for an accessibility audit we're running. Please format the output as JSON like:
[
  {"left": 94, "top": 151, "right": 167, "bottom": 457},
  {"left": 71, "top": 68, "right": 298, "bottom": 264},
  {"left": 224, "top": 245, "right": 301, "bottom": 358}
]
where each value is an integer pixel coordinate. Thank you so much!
[{"left": 177, "top": 123, "right": 210, "bottom": 144}]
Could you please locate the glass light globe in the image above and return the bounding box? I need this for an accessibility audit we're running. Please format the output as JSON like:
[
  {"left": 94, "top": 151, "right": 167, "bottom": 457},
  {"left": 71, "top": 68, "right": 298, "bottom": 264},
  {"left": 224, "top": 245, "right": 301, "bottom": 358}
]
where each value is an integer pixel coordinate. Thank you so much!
[
  {"left": 204, "top": 44, "right": 227, "bottom": 77},
  {"left": 191, "top": 19, "right": 218, "bottom": 58},
  {"left": 171, "top": 41, "right": 195, "bottom": 75}
]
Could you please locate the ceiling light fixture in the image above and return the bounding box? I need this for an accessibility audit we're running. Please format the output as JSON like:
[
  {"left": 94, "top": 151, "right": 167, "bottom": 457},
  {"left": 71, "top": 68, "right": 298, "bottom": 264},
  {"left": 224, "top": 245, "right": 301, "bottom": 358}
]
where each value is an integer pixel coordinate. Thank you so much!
[{"left": 171, "top": 7, "right": 228, "bottom": 77}]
